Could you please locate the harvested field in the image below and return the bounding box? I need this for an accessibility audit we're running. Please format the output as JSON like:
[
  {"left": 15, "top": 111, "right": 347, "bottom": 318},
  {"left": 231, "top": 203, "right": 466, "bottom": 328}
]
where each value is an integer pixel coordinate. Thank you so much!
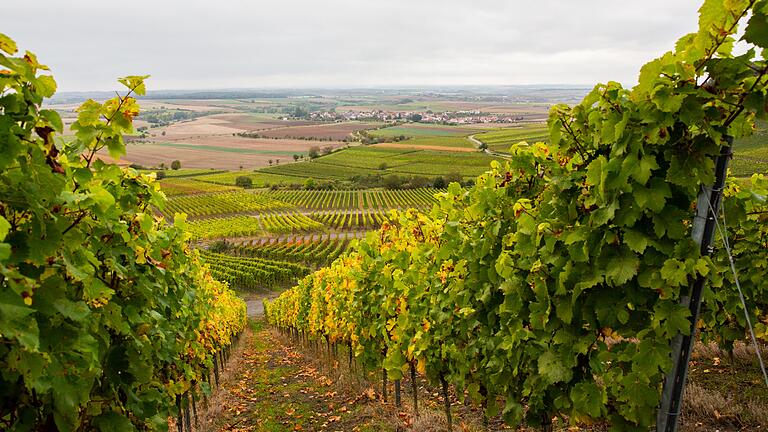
[
  {"left": 140, "top": 99, "right": 239, "bottom": 112},
  {"left": 148, "top": 116, "right": 246, "bottom": 140},
  {"left": 256, "top": 121, "right": 382, "bottom": 140},
  {"left": 100, "top": 144, "right": 305, "bottom": 170},
  {"left": 105, "top": 133, "right": 347, "bottom": 169},
  {"left": 157, "top": 136, "right": 346, "bottom": 153},
  {"left": 211, "top": 113, "right": 317, "bottom": 130}
]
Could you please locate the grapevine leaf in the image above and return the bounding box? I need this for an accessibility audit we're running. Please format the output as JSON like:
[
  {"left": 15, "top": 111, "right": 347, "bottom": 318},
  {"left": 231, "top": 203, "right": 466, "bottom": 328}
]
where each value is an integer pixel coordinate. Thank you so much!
[
  {"left": 623, "top": 229, "right": 648, "bottom": 253},
  {"left": 0, "top": 33, "right": 18, "bottom": 54},
  {"left": 744, "top": 7, "right": 768, "bottom": 47},
  {"left": 538, "top": 350, "right": 571, "bottom": 384},
  {"left": 660, "top": 259, "right": 688, "bottom": 286},
  {"left": 605, "top": 247, "right": 639, "bottom": 285},
  {"left": 0, "top": 215, "right": 10, "bottom": 241},
  {"left": 570, "top": 382, "right": 605, "bottom": 418}
]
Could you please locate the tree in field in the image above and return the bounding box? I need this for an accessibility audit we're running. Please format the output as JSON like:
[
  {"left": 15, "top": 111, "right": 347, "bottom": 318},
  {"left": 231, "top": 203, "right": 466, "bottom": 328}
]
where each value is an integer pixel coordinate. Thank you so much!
[
  {"left": 235, "top": 175, "right": 253, "bottom": 188},
  {"left": 171, "top": 159, "right": 181, "bottom": 170},
  {"left": 444, "top": 171, "right": 462, "bottom": 185},
  {"left": 308, "top": 146, "right": 320, "bottom": 159},
  {"left": 293, "top": 154, "right": 300, "bottom": 161},
  {"left": 268, "top": 159, "right": 273, "bottom": 166},
  {"left": 432, "top": 176, "right": 447, "bottom": 189},
  {"left": 382, "top": 174, "right": 402, "bottom": 189}
]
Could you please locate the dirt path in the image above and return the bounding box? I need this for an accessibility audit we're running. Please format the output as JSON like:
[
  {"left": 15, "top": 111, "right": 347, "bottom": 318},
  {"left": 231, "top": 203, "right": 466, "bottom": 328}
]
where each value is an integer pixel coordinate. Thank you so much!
[
  {"left": 243, "top": 291, "right": 282, "bottom": 317},
  {"left": 468, "top": 134, "right": 512, "bottom": 160},
  {"left": 198, "top": 321, "right": 398, "bottom": 432}
]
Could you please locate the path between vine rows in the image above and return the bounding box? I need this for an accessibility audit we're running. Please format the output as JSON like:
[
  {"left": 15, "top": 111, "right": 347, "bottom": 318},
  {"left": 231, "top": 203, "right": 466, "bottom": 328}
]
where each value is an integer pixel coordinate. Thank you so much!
[{"left": 196, "top": 321, "right": 422, "bottom": 432}]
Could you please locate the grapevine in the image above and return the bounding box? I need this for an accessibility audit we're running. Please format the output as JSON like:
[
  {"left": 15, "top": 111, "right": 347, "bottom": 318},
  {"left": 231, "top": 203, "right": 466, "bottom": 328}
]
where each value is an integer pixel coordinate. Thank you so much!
[
  {"left": 0, "top": 36, "right": 246, "bottom": 431},
  {"left": 266, "top": 1, "right": 768, "bottom": 429}
]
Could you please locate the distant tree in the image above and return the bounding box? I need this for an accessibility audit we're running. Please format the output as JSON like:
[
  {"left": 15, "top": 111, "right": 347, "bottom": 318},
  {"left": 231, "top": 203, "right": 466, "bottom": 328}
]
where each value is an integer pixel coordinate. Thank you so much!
[
  {"left": 158, "top": 162, "right": 166, "bottom": 170},
  {"left": 304, "top": 178, "right": 316, "bottom": 190},
  {"left": 292, "top": 106, "right": 309, "bottom": 118},
  {"left": 308, "top": 146, "right": 320, "bottom": 159},
  {"left": 161, "top": 131, "right": 166, "bottom": 136},
  {"left": 239, "top": 165, "right": 244, "bottom": 170},
  {"left": 171, "top": 160, "right": 181, "bottom": 170},
  {"left": 382, "top": 174, "right": 403, "bottom": 190},
  {"left": 208, "top": 240, "right": 231, "bottom": 253},
  {"left": 235, "top": 176, "right": 253, "bottom": 188},
  {"left": 433, "top": 176, "right": 446, "bottom": 189},
  {"left": 293, "top": 154, "right": 300, "bottom": 162},
  {"left": 445, "top": 171, "right": 463, "bottom": 184},
  {"left": 276, "top": 159, "right": 280, "bottom": 165},
  {"left": 268, "top": 159, "right": 273, "bottom": 166},
  {"left": 478, "top": 141, "right": 488, "bottom": 151},
  {"left": 155, "top": 170, "right": 166, "bottom": 180},
  {"left": 322, "top": 146, "right": 334, "bottom": 155},
  {"left": 408, "top": 176, "right": 431, "bottom": 188},
  {"left": 378, "top": 162, "right": 388, "bottom": 171},
  {"left": 407, "top": 113, "right": 422, "bottom": 122}
]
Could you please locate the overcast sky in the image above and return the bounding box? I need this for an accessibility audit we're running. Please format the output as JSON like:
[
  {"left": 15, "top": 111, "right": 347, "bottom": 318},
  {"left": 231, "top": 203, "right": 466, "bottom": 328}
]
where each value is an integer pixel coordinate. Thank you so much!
[{"left": 2, "top": 0, "right": 702, "bottom": 92}]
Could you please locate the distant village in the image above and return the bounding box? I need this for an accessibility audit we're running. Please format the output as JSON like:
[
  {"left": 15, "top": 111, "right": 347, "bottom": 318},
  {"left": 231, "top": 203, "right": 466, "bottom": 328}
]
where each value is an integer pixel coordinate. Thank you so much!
[{"left": 305, "top": 109, "right": 526, "bottom": 124}]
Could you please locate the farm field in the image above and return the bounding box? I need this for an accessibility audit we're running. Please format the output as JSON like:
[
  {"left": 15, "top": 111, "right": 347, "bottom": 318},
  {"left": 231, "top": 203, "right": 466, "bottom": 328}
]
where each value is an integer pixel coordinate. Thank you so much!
[
  {"left": 159, "top": 178, "right": 239, "bottom": 196},
  {"left": 260, "top": 146, "right": 498, "bottom": 180},
  {"left": 232, "top": 234, "right": 351, "bottom": 266},
  {"left": 267, "top": 188, "right": 439, "bottom": 210},
  {"left": 163, "top": 190, "right": 294, "bottom": 218},
  {"left": 210, "top": 113, "right": 317, "bottom": 130},
  {"left": 194, "top": 171, "right": 306, "bottom": 187},
  {"left": 732, "top": 121, "right": 768, "bottom": 176},
  {"left": 373, "top": 137, "right": 477, "bottom": 151},
  {"left": 200, "top": 250, "right": 310, "bottom": 291},
  {"left": 473, "top": 123, "right": 550, "bottom": 152},
  {"left": 254, "top": 121, "right": 382, "bottom": 140},
  {"left": 109, "top": 138, "right": 346, "bottom": 170},
  {"left": 369, "top": 123, "right": 484, "bottom": 137}
]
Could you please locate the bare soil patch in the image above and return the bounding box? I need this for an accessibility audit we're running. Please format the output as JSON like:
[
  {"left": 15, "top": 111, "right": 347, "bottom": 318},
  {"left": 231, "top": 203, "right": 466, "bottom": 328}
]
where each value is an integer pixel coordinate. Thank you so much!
[
  {"left": 257, "top": 122, "right": 381, "bottom": 140},
  {"left": 212, "top": 114, "right": 318, "bottom": 131},
  {"left": 100, "top": 144, "right": 297, "bottom": 170}
]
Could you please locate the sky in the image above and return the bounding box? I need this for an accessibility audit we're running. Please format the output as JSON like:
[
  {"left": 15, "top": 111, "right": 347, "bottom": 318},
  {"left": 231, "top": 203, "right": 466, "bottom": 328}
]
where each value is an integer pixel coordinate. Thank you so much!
[{"left": 2, "top": 0, "right": 703, "bottom": 92}]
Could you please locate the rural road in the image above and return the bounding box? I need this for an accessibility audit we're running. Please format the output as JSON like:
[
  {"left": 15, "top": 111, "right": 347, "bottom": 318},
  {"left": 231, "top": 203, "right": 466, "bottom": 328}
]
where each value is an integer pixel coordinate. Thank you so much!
[{"left": 468, "top": 134, "right": 512, "bottom": 160}]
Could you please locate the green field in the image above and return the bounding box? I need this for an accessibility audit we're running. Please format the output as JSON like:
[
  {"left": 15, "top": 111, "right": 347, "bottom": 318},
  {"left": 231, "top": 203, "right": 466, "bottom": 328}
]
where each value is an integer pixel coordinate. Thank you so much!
[
  {"left": 369, "top": 124, "right": 477, "bottom": 137},
  {"left": 195, "top": 171, "right": 307, "bottom": 187},
  {"left": 474, "top": 123, "right": 550, "bottom": 152},
  {"left": 391, "top": 136, "right": 476, "bottom": 149},
  {"left": 259, "top": 146, "right": 498, "bottom": 180},
  {"left": 731, "top": 121, "right": 768, "bottom": 177}
]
